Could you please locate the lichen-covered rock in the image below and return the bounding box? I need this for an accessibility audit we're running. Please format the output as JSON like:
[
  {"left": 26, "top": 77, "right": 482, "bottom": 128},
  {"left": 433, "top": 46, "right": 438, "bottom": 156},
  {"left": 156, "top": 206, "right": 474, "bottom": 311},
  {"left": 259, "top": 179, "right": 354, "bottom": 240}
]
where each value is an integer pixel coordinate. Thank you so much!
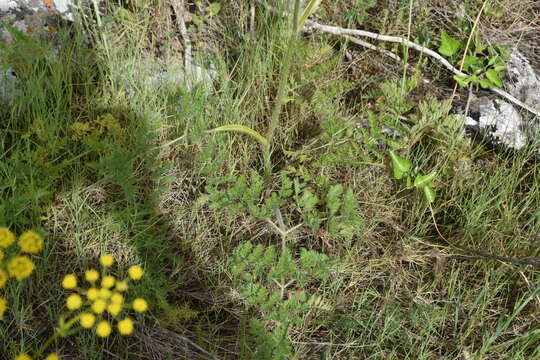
[
  {"left": 464, "top": 97, "right": 527, "bottom": 149},
  {"left": 459, "top": 48, "right": 540, "bottom": 150},
  {"left": 116, "top": 57, "right": 217, "bottom": 96},
  {"left": 505, "top": 49, "right": 540, "bottom": 112}
]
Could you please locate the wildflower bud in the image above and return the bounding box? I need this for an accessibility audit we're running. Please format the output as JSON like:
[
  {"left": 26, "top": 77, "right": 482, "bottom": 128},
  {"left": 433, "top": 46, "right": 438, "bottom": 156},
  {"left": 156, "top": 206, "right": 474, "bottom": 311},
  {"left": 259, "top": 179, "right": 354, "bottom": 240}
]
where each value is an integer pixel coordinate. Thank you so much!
[
  {"left": 111, "top": 292, "right": 124, "bottom": 304},
  {"left": 107, "top": 302, "right": 122, "bottom": 316},
  {"left": 132, "top": 298, "right": 148, "bottom": 313},
  {"left": 101, "top": 275, "right": 116, "bottom": 289},
  {"left": 92, "top": 299, "right": 107, "bottom": 314},
  {"left": 0, "top": 227, "right": 15, "bottom": 248},
  {"left": 66, "top": 294, "right": 83, "bottom": 310},
  {"left": 86, "top": 287, "right": 99, "bottom": 300},
  {"left": 80, "top": 312, "right": 96, "bottom": 328},
  {"left": 128, "top": 265, "right": 144, "bottom": 280},
  {"left": 99, "top": 254, "right": 114, "bottom": 267},
  {"left": 7, "top": 256, "right": 35, "bottom": 280},
  {"left": 15, "top": 353, "right": 31, "bottom": 360},
  {"left": 98, "top": 288, "right": 112, "bottom": 299},
  {"left": 118, "top": 317, "right": 134, "bottom": 335},
  {"left": 96, "top": 320, "right": 112, "bottom": 338},
  {"left": 18, "top": 230, "right": 44, "bottom": 253},
  {"left": 62, "top": 274, "right": 78, "bottom": 289},
  {"left": 115, "top": 280, "right": 129, "bottom": 292},
  {"left": 85, "top": 269, "right": 99, "bottom": 282},
  {"left": 45, "top": 352, "right": 60, "bottom": 360}
]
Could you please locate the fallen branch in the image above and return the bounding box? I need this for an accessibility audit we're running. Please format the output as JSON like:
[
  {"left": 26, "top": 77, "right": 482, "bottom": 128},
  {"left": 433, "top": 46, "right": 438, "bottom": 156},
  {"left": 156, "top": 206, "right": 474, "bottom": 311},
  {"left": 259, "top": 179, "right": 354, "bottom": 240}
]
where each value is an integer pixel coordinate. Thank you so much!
[{"left": 256, "top": 0, "right": 540, "bottom": 119}]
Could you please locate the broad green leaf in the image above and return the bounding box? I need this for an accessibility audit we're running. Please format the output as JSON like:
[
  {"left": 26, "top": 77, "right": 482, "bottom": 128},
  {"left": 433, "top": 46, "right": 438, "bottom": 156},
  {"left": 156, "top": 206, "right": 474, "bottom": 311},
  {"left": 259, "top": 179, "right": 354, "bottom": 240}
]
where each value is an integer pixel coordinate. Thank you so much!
[
  {"left": 393, "top": 166, "right": 405, "bottom": 180},
  {"left": 493, "top": 65, "right": 506, "bottom": 72},
  {"left": 414, "top": 172, "right": 436, "bottom": 188},
  {"left": 462, "top": 55, "right": 480, "bottom": 70},
  {"left": 488, "top": 55, "right": 499, "bottom": 66},
  {"left": 389, "top": 150, "right": 412, "bottom": 179},
  {"left": 296, "top": 0, "right": 322, "bottom": 31},
  {"left": 208, "top": 124, "right": 269, "bottom": 147},
  {"left": 453, "top": 74, "right": 470, "bottom": 87},
  {"left": 423, "top": 186, "right": 436, "bottom": 203},
  {"left": 438, "top": 30, "right": 461, "bottom": 57},
  {"left": 479, "top": 78, "right": 493, "bottom": 89},
  {"left": 485, "top": 69, "right": 502, "bottom": 87}
]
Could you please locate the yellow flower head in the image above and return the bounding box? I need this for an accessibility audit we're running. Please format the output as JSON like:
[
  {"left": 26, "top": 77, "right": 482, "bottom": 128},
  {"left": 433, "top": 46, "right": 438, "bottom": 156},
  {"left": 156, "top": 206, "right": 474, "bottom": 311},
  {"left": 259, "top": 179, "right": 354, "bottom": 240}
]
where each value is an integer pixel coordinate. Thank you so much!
[
  {"left": 87, "top": 287, "right": 99, "bottom": 300},
  {"left": 118, "top": 317, "right": 134, "bottom": 335},
  {"left": 128, "top": 265, "right": 144, "bottom": 280},
  {"left": 99, "top": 254, "right": 114, "bottom": 267},
  {"left": 115, "top": 280, "right": 128, "bottom": 292},
  {"left": 98, "top": 288, "right": 111, "bottom": 299},
  {"left": 111, "top": 292, "right": 124, "bottom": 304},
  {"left": 45, "top": 353, "right": 60, "bottom": 360},
  {"left": 62, "top": 274, "right": 78, "bottom": 289},
  {"left": 85, "top": 269, "right": 99, "bottom": 282},
  {"left": 7, "top": 256, "right": 35, "bottom": 280},
  {"left": 66, "top": 294, "right": 83, "bottom": 310},
  {"left": 0, "top": 269, "right": 8, "bottom": 288},
  {"left": 80, "top": 312, "right": 96, "bottom": 328},
  {"left": 91, "top": 299, "right": 107, "bottom": 314},
  {"left": 96, "top": 320, "right": 112, "bottom": 338},
  {"left": 0, "top": 249, "right": 4, "bottom": 261},
  {"left": 107, "top": 302, "right": 122, "bottom": 316},
  {"left": 0, "top": 227, "right": 15, "bottom": 248},
  {"left": 0, "top": 297, "right": 6, "bottom": 318},
  {"left": 132, "top": 298, "right": 148, "bottom": 313},
  {"left": 15, "top": 353, "right": 31, "bottom": 360},
  {"left": 101, "top": 275, "right": 115, "bottom": 289},
  {"left": 18, "top": 230, "right": 44, "bottom": 253}
]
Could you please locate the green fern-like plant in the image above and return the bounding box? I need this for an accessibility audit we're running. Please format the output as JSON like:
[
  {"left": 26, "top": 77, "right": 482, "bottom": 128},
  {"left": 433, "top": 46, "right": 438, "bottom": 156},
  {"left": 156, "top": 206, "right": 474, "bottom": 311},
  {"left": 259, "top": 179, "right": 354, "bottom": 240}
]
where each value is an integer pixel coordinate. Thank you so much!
[
  {"left": 204, "top": 170, "right": 293, "bottom": 219},
  {"left": 205, "top": 170, "right": 363, "bottom": 239},
  {"left": 297, "top": 183, "right": 364, "bottom": 240},
  {"left": 229, "top": 242, "right": 332, "bottom": 359}
]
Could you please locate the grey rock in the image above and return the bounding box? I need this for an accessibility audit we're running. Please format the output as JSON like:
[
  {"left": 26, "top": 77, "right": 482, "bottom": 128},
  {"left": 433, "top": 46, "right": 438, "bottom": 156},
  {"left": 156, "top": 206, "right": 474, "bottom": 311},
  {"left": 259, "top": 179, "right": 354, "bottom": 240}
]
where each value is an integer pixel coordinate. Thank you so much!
[
  {"left": 465, "top": 97, "right": 527, "bottom": 149},
  {"left": 118, "top": 57, "right": 217, "bottom": 96},
  {"left": 458, "top": 48, "right": 540, "bottom": 149},
  {"left": 505, "top": 49, "right": 540, "bottom": 111}
]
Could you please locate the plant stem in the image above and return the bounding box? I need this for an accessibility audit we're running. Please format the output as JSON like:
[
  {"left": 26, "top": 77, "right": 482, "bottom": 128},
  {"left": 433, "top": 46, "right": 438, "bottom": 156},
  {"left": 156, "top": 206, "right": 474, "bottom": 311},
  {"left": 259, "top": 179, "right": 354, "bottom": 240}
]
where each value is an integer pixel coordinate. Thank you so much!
[
  {"left": 33, "top": 315, "right": 80, "bottom": 358},
  {"left": 263, "top": 0, "right": 301, "bottom": 179}
]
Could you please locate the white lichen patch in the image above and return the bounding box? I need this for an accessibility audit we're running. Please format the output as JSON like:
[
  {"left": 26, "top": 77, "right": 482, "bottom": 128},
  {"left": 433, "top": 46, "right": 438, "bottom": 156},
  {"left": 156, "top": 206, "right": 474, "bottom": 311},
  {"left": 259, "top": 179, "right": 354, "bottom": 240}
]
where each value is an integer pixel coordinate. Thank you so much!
[
  {"left": 0, "top": 0, "right": 18, "bottom": 11},
  {"left": 506, "top": 49, "right": 540, "bottom": 111},
  {"left": 464, "top": 97, "right": 528, "bottom": 149}
]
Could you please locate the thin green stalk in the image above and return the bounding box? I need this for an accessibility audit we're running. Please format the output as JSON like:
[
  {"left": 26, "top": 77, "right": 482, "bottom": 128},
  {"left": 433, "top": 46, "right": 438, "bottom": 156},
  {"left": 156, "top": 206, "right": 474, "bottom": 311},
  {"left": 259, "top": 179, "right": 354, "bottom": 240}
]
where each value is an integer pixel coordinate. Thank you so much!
[
  {"left": 33, "top": 315, "right": 81, "bottom": 359},
  {"left": 91, "top": 0, "right": 111, "bottom": 59},
  {"left": 263, "top": 0, "right": 302, "bottom": 178}
]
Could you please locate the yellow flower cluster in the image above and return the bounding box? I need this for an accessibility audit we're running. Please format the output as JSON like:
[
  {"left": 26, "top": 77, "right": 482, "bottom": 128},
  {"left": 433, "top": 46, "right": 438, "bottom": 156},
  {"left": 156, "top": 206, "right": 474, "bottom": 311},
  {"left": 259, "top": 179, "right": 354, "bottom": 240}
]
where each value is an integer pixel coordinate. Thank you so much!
[
  {"left": 0, "top": 228, "right": 44, "bottom": 319},
  {"left": 61, "top": 254, "right": 148, "bottom": 338},
  {"left": 16, "top": 353, "right": 59, "bottom": 360}
]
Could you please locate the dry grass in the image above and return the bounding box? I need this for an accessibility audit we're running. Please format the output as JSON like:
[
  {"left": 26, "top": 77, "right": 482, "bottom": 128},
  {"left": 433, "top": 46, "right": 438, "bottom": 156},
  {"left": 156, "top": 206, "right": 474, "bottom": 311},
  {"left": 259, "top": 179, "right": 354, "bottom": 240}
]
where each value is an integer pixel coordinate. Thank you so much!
[{"left": 2, "top": 0, "right": 540, "bottom": 358}]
